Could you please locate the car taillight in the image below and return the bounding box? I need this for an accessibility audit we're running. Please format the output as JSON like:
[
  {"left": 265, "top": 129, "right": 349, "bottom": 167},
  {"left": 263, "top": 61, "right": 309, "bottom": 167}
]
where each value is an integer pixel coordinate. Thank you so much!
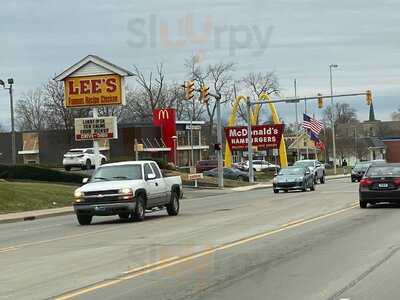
[
  {"left": 360, "top": 178, "right": 373, "bottom": 187},
  {"left": 393, "top": 178, "right": 400, "bottom": 186}
]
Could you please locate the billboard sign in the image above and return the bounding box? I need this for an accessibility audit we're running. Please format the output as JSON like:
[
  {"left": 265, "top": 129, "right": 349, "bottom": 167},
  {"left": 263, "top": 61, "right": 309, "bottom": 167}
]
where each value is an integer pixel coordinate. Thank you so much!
[
  {"left": 64, "top": 74, "right": 123, "bottom": 108},
  {"left": 224, "top": 124, "right": 284, "bottom": 151},
  {"left": 75, "top": 116, "right": 118, "bottom": 141}
]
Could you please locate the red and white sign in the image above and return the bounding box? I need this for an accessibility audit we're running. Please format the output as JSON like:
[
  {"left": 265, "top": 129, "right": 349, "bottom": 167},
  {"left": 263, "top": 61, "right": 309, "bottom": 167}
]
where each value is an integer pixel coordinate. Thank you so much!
[
  {"left": 75, "top": 116, "right": 118, "bottom": 141},
  {"left": 152, "top": 108, "right": 177, "bottom": 162},
  {"left": 224, "top": 124, "right": 284, "bottom": 151}
]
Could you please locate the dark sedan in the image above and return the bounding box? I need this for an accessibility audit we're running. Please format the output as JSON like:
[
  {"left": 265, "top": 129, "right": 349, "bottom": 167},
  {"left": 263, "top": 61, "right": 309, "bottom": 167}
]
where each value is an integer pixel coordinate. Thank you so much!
[
  {"left": 204, "top": 167, "right": 254, "bottom": 182},
  {"left": 351, "top": 161, "right": 370, "bottom": 182},
  {"left": 273, "top": 166, "right": 314, "bottom": 193},
  {"left": 359, "top": 163, "right": 400, "bottom": 208}
]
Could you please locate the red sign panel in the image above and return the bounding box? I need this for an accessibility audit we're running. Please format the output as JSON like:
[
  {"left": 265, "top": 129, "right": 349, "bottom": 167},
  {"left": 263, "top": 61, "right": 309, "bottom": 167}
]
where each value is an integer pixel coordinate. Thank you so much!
[
  {"left": 224, "top": 124, "right": 284, "bottom": 150},
  {"left": 152, "top": 108, "right": 177, "bottom": 162}
]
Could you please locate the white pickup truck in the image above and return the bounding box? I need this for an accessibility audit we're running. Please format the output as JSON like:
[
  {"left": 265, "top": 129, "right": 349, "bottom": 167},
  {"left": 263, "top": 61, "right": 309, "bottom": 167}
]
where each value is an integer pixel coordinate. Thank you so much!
[{"left": 73, "top": 161, "right": 182, "bottom": 225}]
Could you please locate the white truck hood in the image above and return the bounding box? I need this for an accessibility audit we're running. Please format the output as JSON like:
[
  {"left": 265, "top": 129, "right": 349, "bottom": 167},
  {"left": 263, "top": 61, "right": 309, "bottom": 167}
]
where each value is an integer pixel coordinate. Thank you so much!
[{"left": 76, "top": 180, "right": 144, "bottom": 193}]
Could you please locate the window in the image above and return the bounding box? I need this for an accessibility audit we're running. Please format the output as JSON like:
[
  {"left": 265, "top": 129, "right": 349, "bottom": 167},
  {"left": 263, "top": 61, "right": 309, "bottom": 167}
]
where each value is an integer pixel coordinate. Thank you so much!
[
  {"left": 86, "top": 149, "right": 94, "bottom": 154},
  {"left": 150, "top": 162, "right": 161, "bottom": 178},
  {"left": 144, "top": 164, "right": 154, "bottom": 178}
]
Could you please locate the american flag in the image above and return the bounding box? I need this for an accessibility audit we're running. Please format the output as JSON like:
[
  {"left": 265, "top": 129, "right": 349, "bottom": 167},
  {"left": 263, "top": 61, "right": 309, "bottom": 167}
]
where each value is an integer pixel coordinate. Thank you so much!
[{"left": 303, "top": 114, "right": 323, "bottom": 135}]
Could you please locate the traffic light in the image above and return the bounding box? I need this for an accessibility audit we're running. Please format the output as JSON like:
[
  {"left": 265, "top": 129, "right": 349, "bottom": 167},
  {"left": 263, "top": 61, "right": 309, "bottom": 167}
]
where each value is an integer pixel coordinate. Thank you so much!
[
  {"left": 317, "top": 93, "right": 323, "bottom": 109},
  {"left": 200, "top": 84, "right": 210, "bottom": 103},
  {"left": 366, "top": 90, "right": 373, "bottom": 105},
  {"left": 184, "top": 80, "right": 195, "bottom": 100}
]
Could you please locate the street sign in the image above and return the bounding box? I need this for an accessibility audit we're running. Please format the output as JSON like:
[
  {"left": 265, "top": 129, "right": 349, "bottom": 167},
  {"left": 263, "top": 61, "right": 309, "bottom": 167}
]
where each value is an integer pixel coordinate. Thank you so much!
[
  {"left": 188, "top": 173, "right": 204, "bottom": 180},
  {"left": 64, "top": 74, "right": 123, "bottom": 108},
  {"left": 75, "top": 116, "right": 118, "bottom": 141},
  {"left": 224, "top": 124, "right": 284, "bottom": 151}
]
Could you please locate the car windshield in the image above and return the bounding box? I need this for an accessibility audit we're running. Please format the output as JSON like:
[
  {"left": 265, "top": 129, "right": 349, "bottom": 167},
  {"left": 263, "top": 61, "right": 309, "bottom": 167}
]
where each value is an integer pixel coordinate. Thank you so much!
[
  {"left": 279, "top": 168, "right": 305, "bottom": 175},
  {"left": 294, "top": 161, "right": 314, "bottom": 167},
  {"left": 90, "top": 165, "right": 142, "bottom": 182},
  {"left": 365, "top": 166, "right": 400, "bottom": 177},
  {"left": 68, "top": 150, "right": 83, "bottom": 154}
]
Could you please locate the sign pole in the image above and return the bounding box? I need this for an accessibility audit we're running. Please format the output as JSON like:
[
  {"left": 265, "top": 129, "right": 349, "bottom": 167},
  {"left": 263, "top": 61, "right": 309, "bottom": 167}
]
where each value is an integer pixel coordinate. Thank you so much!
[
  {"left": 247, "top": 97, "right": 254, "bottom": 183},
  {"left": 216, "top": 95, "right": 224, "bottom": 188},
  {"left": 92, "top": 108, "right": 100, "bottom": 169}
]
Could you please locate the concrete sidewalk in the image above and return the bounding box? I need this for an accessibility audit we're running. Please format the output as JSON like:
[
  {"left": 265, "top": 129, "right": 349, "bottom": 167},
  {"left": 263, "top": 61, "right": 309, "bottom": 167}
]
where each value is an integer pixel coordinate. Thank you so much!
[{"left": 0, "top": 174, "right": 350, "bottom": 224}]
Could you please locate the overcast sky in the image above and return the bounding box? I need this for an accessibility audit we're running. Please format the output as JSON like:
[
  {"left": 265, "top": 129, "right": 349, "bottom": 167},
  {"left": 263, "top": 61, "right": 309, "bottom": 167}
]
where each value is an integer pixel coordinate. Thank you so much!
[{"left": 1, "top": 0, "right": 399, "bottom": 128}]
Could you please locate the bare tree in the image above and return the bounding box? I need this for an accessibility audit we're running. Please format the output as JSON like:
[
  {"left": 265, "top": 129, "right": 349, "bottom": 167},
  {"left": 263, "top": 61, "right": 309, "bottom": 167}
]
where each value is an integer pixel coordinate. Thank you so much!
[
  {"left": 323, "top": 102, "right": 358, "bottom": 126},
  {"left": 16, "top": 88, "right": 48, "bottom": 131},
  {"left": 185, "top": 55, "right": 235, "bottom": 144}
]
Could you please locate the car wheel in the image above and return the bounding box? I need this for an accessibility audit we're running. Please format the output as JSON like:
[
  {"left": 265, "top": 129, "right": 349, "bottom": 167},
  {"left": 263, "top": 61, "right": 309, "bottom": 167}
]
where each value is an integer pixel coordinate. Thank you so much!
[
  {"left": 118, "top": 213, "right": 130, "bottom": 219},
  {"left": 64, "top": 166, "right": 71, "bottom": 171},
  {"left": 314, "top": 175, "right": 318, "bottom": 184},
  {"left": 131, "top": 195, "right": 145, "bottom": 222},
  {"left": 320, "top": 175, "right": 325, "bottom": 184},
  {"left": 302, "top": 182, "right": 307, "bottom": 192},
  {"left": 351, "top": 178, "right": 356, "bottom": 183},
  {"left": 284, "top": 189, "right": 289, "bottom": 193},
  {"left": 77, "top": 214, "right": 92, "bottom": 225},
  {"left": 238, "top": 176, "right": 245, "bottom": 182},
  {"left": 310, "top": 182, "right": 315, "bottom": 191},
  {"left": 166, "top": 191, "right": 180, "bottom": 216},
  {"left": 82, "top": 159, "right": 91, "bottom": 170},
  {"left": 101, "top": 158, "right": 106, "bottom": 165},
  {"left": 359, "top": 200, "right": 368, "bottom": 208},
  {"left": 273, "top": 189, "right": 279, "bottom": 194}
]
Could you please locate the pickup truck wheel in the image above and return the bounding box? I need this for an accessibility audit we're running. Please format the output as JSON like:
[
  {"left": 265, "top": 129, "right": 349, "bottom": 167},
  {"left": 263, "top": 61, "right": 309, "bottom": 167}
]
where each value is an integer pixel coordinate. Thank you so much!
[
  {"left": 132, "top": 196, "right": 145, "bottom": 222},
  {"left": 77, "top": 214, "right": 92, "bottom": 225},
  {"left": 167, "top": 191, "right": 180, "bottom": 216},
  {"left": 273, "top": 189, "right": 279, "bottom": 194},
  {"left": 359, "top": 200, "right": 368, "bottom": 208}
]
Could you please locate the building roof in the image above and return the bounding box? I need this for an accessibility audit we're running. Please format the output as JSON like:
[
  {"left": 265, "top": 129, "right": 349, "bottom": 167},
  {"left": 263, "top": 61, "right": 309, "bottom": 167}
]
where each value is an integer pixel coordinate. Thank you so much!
[{"left": 54, "top": 55, "right": 134, "bottom": 81}]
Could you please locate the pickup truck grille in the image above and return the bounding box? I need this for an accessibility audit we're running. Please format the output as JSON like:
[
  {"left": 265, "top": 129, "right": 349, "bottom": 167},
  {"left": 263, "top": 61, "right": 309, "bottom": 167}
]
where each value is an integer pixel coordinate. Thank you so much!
[{"left": 84, "top": 190, "right": 119, "bottom": 196}]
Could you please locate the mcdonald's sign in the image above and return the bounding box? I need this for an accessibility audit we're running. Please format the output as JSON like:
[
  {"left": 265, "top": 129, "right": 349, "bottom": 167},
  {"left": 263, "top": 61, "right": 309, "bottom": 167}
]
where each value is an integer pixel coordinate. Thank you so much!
[{"left": 158, "top": 109, "right": 170, "bottom": 120}]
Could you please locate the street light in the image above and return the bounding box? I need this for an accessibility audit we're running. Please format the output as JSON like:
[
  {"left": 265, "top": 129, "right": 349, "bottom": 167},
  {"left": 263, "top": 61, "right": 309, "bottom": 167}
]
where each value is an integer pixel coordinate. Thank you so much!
[
  {"left": 329, "top": 64, "right": 338, "bottom": 174},
  {"left": 0, "top": 78, "right": 16, "bottom": 165}
]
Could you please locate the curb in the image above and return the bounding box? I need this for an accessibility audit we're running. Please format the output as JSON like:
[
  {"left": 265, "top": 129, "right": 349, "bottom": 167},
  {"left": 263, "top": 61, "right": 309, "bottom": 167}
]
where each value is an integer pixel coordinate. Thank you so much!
[{"left": 0, "top": 209, "right": 73, "bottom": 225}]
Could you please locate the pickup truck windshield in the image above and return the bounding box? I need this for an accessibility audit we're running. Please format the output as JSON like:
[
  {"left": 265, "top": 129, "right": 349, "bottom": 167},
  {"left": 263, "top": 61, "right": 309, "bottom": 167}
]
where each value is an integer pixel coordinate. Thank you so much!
[{"left": 91, "top": 165, "right": 142, "bottom": 182}]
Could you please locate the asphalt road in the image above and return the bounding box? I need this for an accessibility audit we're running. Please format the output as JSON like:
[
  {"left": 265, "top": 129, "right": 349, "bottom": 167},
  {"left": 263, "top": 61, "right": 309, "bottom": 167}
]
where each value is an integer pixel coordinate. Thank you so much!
[{"left": 1, "top": 178, "right": 400, "bottom": 300}]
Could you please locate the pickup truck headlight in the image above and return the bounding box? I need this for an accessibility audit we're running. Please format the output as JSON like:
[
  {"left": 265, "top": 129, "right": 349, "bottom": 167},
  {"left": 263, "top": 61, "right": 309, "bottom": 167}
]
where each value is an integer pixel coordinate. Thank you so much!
[
  {"left": 119, "top": 188, "right": 134, "bottom": 200},
  {"left": 74, "top": 190, "right": 83, "bottom": 202}
]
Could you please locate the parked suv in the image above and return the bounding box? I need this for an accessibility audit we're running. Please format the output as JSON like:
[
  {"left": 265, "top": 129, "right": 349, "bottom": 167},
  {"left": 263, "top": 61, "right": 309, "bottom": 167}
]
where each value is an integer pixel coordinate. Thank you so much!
[
  {"left": 63, "top": 148, "right": 107, "bottom": 171},
  {"left": 196, "top": 160, "right": 218, "bottom": 173}
]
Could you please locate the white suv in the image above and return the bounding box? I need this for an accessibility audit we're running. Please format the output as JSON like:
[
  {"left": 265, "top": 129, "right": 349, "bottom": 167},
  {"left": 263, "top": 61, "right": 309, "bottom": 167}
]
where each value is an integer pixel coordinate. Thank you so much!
[
  {"left": 243, "top": 160, "right": 280, "bottom": 172},
  {"left": 63, "top": 148, "right": 107, "bottom": 171}
]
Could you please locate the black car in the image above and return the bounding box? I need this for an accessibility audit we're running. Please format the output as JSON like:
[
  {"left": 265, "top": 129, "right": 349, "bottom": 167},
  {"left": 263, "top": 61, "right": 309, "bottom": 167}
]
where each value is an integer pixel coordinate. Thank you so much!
[
  {"left": 359, "top": 163, "right": 400, "bottom": 208},
  {"left": 204, "top": 167, "right": 254, "bottom": 182},
  {"left": 351, "top": 161, "right": 370, "bottom": 182},
  {"left": 273, "top": 166, "right": 314, "bottom": 193}
]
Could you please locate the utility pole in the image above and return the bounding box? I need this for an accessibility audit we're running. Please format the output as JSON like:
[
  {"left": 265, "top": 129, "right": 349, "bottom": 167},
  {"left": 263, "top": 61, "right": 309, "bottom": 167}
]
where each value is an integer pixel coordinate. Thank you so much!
[
  {"left": 294, "top": 79, "right": 300, "bottom": 161},
  {"left": 190, "top": 97, "right": 195, "bottom": 167},
  {"left": 92, "top": 108, "right": 100, "bottom": 169},
  {"left": 247, "top": 97, "right": 254, "bottom": 183},
  {"left": 0, "top": 78, "right": 16, "bottom": 165},
  {"left": 330, "top": 64, "right": 339, "bottom": 174},
  {"left": 216, "top": 93, "right": 224, "bottom": 188}
]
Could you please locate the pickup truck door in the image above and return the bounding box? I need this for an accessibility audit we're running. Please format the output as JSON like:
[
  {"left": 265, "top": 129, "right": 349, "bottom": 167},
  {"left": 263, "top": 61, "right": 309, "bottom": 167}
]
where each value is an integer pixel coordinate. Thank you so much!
[
  {"left": 150, "top": 162, "right": 169, "bottom": 205},
  {"left": 143, "top": 163, "right": 160, "bottom": 207}
]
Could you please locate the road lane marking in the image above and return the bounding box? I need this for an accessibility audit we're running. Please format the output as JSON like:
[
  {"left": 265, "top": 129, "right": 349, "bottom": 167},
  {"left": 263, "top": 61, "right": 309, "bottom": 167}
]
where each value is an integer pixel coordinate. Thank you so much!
[
  {"left": 122, "top": 256, "right": 180, "bottom": 274},
  {"left": 55, "top": 204, "right": 358, "bottom": 300},
  {"left": 0, "top": 246, "right": 17, "bottom": 253},
  {"left": 0, "top": 228, "right": 118, "bottom": 253}
]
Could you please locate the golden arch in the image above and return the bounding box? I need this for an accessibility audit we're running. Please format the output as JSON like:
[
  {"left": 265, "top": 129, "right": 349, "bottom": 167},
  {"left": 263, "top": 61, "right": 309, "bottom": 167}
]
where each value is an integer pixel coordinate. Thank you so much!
[{"left": 224, "top": 93, "right": 288, "bottom": 168}]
